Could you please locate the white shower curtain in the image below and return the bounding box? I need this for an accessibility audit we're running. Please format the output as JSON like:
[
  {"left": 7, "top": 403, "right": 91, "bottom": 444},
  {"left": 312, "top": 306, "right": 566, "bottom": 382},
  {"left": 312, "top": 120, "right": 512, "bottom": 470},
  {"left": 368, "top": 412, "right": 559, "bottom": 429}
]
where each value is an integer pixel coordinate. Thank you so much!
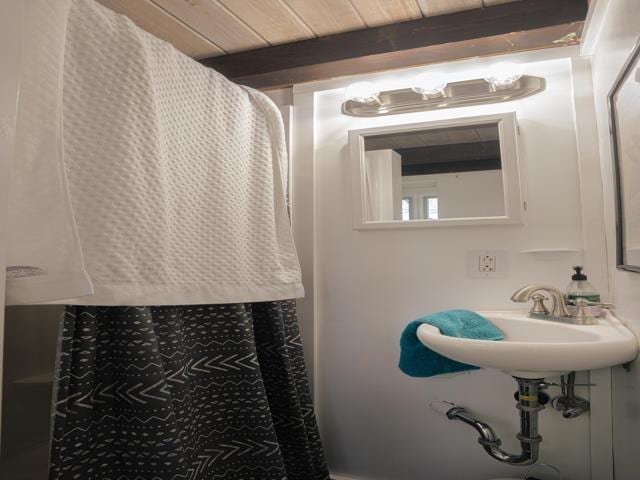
[
  {"left": 5, "top": 0, "right": 303, "bottom": 307},
  {"left": 5, "top": 0, "right": 93, "bottom": 304},
  {"left": 2, "top": 3, "right": 329, "bottom": 479}
]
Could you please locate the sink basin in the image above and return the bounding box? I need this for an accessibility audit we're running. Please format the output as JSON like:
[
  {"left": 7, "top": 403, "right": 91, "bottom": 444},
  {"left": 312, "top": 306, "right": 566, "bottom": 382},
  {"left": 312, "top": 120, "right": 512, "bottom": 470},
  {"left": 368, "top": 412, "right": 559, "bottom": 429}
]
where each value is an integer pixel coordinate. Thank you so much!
[{"left": 416, "top": 310, "right": 639, "bottom": 378}]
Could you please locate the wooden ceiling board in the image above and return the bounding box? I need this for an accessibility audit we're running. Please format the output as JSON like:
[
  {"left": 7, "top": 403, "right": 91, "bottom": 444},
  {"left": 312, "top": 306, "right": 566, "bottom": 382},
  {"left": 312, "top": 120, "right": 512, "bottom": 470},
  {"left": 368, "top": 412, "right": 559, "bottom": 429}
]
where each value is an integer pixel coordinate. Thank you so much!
[
  {"left": 151, "top": 0, "right": 268, "bottom": 53},
  {"left": 284, "top": 0, "right": 366, "bottom": 36},
  {"left": 365, "top": 125, "right": 498, "bottom": 150},
  {"left": 96, "top": 0, "right": 223, "bottom": 58},
  {"left": 207, "top": 22, "right": 583, "bottom": 89},
  {"left": 417, "top": 0, "right": 483, "bottom": 16},
  {"left": 204, "top": 0, "right": 587, "bottom": 88},
  {"left": 218, "top": 0, "right": 315, "bottom": 45},
  {"left": 99, "top": 0, "right": 584, "bottom": 89},
  {"left": 349, "top": 0, "right": 423, "bottom": 27}
]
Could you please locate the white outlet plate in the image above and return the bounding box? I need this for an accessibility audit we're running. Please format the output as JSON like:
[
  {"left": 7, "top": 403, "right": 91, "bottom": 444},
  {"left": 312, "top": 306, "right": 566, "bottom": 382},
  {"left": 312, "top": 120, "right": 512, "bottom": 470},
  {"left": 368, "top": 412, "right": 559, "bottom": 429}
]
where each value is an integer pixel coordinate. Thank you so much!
[
  {"left": 479, "top": 254, "right": 496, "bottom": 272},
  {"left": 467, "top": 250, "right": 508, "bottom": 278}
]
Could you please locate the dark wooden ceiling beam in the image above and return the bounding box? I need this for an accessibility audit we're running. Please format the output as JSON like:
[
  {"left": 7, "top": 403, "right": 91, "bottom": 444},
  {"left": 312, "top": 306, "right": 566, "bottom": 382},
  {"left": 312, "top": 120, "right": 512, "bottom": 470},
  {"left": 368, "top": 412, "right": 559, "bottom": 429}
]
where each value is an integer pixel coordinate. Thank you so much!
[{"left": 200, "top": 0, "right": 587, "bottom": 90}]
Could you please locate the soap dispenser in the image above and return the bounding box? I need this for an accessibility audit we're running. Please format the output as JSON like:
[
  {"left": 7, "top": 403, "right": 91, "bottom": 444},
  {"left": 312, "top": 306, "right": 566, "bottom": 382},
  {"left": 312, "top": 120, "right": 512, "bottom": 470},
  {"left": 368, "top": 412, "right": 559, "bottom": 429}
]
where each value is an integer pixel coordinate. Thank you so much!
[{"left": 565, "top": 266, "right": 601, "bottom": 316}]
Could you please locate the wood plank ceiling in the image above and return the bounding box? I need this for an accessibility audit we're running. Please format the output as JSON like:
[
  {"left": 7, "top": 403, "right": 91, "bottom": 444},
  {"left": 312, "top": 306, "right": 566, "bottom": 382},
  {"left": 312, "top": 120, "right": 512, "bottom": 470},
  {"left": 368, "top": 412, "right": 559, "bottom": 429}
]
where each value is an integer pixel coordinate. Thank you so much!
[
  {"left": 96, "top": 0, "right": 587, "bottom": 89},
  {"left": 96, "top": 0, "right": 522, "bottom": 59}
]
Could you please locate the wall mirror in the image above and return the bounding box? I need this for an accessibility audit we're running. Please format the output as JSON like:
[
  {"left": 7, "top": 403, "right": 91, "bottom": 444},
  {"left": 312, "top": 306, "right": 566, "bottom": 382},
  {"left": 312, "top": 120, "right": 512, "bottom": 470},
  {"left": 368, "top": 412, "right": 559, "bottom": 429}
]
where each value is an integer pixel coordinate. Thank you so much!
[
  {"left": 609, "top": 40, "right": 640, "bottom": 273},
  {"left": 348, "top": 113, "right": 522, "bottom": 229}
]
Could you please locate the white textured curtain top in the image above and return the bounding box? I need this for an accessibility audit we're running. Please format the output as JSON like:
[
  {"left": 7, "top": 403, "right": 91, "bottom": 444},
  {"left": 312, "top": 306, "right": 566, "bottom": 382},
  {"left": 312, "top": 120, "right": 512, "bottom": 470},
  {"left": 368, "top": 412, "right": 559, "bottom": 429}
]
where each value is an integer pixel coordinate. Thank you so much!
[
  {"left": 6, "top": 0, "right": 303, "bottom": 305},
  {"left": 6, "top": 0, "right": 93, "bottom": 304}
]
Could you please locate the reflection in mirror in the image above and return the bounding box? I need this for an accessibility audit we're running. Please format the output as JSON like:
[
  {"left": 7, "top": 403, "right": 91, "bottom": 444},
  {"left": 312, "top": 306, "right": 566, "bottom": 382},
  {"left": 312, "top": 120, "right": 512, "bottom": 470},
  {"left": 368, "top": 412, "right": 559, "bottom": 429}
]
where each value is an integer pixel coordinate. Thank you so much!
[
  {"left": 363, "top": 123, "right": 505, "bottom": 222},
  {"left": 609, "top": 41, "right": 640, "bottom": 272}
]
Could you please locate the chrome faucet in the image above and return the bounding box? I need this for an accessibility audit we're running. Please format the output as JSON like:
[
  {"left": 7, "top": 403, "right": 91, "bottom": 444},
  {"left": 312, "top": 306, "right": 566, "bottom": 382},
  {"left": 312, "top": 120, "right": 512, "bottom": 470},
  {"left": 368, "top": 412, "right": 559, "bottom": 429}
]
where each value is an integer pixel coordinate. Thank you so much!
[
  {"left": 511, "top": 285, "right": 600, "bottom": 325},
  {"left": 511, "top": 285, "right": 572, "bottom": 318}
]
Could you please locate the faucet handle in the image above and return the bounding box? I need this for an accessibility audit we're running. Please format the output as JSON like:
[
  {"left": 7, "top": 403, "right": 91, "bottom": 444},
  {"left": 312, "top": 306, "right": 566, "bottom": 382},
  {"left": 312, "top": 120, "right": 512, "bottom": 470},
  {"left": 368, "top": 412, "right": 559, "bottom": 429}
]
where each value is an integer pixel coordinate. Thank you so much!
[
  {"left": 530, "top": 293, "right": 549, "bottom": 315},
  {"left": 572, "top": 299, "right": 599, "bottom": 325}
]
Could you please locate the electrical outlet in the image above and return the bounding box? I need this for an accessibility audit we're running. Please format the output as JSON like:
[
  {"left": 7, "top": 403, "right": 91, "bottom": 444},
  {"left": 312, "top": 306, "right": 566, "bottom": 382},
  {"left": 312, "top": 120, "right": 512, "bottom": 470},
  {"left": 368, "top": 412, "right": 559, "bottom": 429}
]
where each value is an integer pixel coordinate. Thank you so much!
[
  {"left": 479, "top": 254, "right": 496, "bottom": 273},
  {"left": 467, "top": 250, "right": 508, "bottom": 278}
]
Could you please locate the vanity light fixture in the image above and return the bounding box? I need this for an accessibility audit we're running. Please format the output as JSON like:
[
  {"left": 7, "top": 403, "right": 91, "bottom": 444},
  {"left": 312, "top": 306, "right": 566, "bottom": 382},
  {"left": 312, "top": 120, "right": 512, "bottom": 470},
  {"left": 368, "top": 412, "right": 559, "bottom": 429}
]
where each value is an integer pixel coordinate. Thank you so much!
[
  {"left": 484, "top": 62, "right": 524, "bottom": 89},
  {"left": 411, "top": 72, "right": 449, "bottom": 98},
  {"left": 342, "top": 73, "right": 545, "bottom": 117},
  {"left": 345, "top": 81, "right": 380, "bottom": 104}
]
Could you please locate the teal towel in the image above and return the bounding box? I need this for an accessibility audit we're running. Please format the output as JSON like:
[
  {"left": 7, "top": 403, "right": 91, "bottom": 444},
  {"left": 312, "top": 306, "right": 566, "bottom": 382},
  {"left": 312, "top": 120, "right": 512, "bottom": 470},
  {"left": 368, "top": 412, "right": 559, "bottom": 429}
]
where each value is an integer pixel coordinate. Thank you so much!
[{"left": 399, "top": 309, "right": 504, "bottom": 378}]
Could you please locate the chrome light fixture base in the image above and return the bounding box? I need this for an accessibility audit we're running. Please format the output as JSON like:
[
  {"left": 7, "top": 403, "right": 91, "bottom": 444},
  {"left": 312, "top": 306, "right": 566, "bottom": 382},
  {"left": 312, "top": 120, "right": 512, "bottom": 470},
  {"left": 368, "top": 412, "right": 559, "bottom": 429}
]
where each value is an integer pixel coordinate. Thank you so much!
[{"left": 342, "top": 75, "right": 545, "bottom": 117}]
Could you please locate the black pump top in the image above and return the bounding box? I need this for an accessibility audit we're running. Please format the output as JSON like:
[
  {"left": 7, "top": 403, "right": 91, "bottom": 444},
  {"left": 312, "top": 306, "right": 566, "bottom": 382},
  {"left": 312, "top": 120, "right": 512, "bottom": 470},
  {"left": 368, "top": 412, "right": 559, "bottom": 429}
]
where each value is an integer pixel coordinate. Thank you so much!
[{"left": 572, "top": 266, "right": 587, "bottom": 281}]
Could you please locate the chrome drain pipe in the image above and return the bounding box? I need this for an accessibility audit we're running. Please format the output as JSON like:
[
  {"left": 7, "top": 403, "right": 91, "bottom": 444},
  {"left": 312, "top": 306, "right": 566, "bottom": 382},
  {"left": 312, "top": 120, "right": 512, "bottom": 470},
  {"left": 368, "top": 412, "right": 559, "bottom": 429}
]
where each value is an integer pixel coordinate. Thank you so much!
[{"left": 431, "top": 378, "right": 544, "bottom": 466}]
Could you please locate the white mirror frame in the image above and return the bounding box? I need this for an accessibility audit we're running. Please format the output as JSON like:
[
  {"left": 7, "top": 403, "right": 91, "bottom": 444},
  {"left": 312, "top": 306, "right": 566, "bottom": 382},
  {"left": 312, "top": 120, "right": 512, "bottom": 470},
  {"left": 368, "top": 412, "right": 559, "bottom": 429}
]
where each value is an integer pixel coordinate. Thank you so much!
[{"left": 348, "top": 112, "right": 523, "bottom": 230}]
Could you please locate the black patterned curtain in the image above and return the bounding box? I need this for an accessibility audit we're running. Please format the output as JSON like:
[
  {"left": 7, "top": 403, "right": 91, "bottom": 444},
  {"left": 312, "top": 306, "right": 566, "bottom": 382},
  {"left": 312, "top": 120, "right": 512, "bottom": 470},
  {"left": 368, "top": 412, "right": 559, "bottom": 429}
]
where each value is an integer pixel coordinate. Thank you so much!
[{"left": 50, "top": 300, "right": 329, "bottom": 480}]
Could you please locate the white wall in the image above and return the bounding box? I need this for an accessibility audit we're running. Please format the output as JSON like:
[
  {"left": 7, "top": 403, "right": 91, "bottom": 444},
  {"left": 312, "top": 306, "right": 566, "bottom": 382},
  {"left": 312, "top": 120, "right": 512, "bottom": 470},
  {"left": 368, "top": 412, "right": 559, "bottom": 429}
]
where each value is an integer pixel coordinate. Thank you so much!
[
  {"left": 402, "top": 170, "right": 505, "bottom": 219},
  {"left": 583, "top": 2, "right": 640, "bottom": 479},
  {"left": 265, "top": 87, "right": 319, "bottom": 393},
  {"left": 293, "top": 49, "right": 610, "bottom": 480}
]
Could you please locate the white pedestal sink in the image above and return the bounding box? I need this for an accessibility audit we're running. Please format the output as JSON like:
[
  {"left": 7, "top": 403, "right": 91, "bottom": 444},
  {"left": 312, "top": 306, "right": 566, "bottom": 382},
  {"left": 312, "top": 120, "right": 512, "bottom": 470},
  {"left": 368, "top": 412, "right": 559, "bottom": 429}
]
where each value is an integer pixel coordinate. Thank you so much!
[{"left": 417, "top": 310, "right": 639, "bottom": 378}]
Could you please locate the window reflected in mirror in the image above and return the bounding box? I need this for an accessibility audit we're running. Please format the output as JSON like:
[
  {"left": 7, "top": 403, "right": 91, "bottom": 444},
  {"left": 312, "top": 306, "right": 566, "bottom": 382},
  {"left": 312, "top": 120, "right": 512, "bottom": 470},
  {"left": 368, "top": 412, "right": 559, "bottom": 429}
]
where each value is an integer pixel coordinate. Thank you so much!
[{"left": 363, "top": 122, "right": 506, "bottom": 222}]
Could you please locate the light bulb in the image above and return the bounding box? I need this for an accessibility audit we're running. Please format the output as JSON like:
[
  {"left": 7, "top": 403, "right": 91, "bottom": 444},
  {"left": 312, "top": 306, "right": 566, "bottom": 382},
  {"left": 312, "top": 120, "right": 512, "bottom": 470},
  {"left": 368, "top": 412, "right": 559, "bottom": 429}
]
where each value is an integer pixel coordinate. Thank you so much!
[
  {"left": 411, "top": 72, "right": 449, "bottom": 97},
  {"left": 484, "top": 62, "right": 523, "bottom": 88},
  {"left": 345, "top": 81, "right": 380, "bottom": 103}
]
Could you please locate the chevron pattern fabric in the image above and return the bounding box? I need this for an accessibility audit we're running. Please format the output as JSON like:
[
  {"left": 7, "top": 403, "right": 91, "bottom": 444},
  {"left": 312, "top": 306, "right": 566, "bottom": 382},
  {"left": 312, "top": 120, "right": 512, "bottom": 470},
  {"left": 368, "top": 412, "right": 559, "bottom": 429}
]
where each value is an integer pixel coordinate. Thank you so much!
[{"left": 50, "top": 301, "right": 329, "bottom": 480}]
